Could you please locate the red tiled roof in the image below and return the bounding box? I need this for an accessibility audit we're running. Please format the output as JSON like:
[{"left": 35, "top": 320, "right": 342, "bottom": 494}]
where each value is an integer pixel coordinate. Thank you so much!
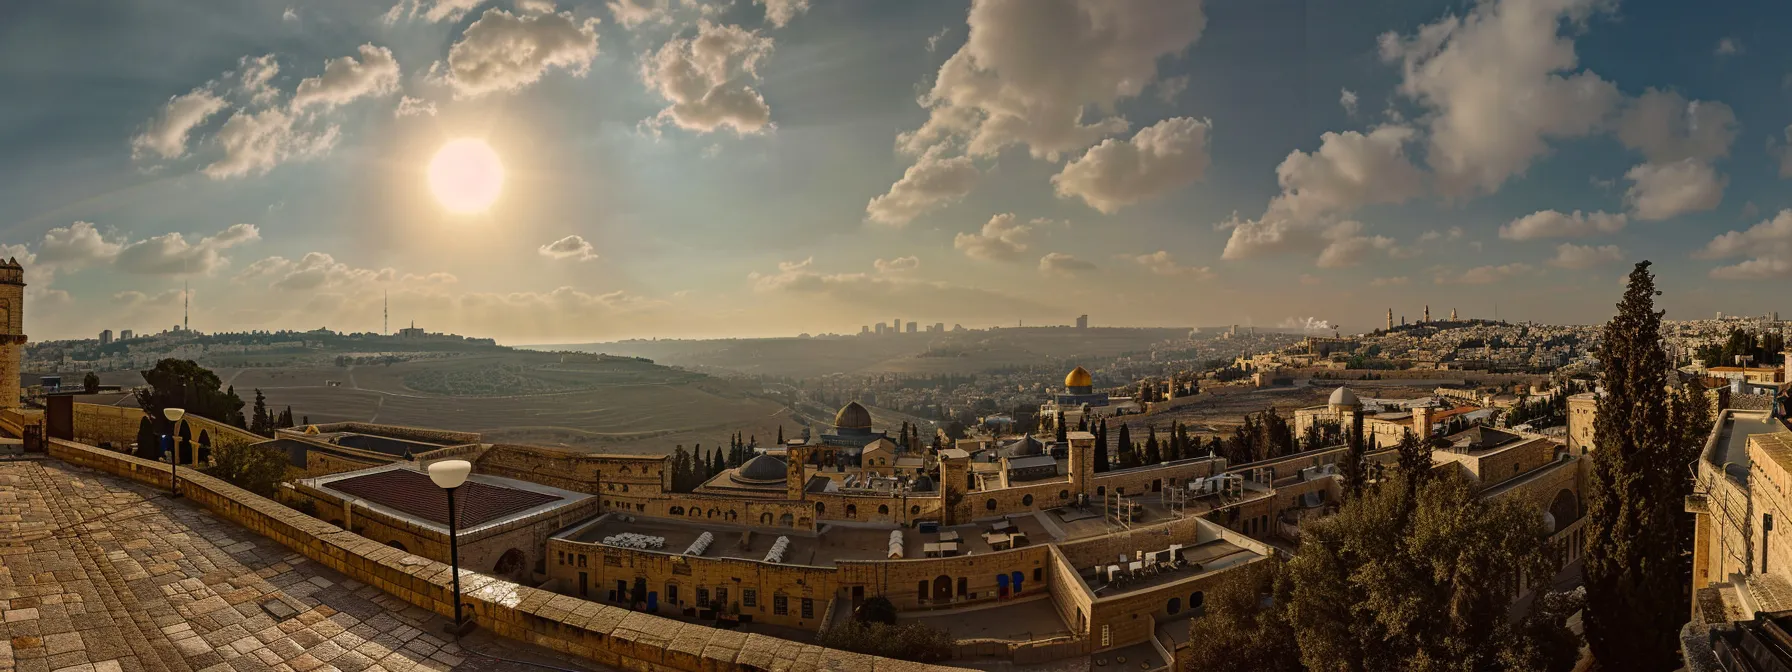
[{"left": 327, "top": 469, "right": 563, "bottom": 528}]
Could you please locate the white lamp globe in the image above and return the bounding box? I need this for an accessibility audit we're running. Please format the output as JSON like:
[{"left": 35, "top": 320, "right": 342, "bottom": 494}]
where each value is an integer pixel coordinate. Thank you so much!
[
  {"left": 429, "top": 460, "right": 473, "bottom": 490},
  {"left": 164, "top": 408, "right": 186, "bottom": 422}
]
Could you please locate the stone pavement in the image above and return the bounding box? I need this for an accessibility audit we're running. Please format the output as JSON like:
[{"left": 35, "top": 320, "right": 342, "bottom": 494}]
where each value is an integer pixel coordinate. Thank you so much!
[{"left": 0, "top": 459, "right": 603, "bottom": 672}]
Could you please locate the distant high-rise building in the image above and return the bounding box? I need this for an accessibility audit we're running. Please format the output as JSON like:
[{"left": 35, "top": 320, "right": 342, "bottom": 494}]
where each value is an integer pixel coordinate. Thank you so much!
[
  {"left": 860, "top": 325, "right": 870, "bottom": 335},
  {"left": 120, "top": 329, "right": 133, "bottom": 340},
  {"left": 932, "top": 323, "right": 944, "bottom": 332},
  {"left": 1076, "top": 314, "right": 1088, "bottom": 329},
  {"left": 875, "top": 322, "right": 887, "bottom": 335},
  {"left": 906, "top": 321, "right": 916, "bottom": 333},
  {"left": 99, "top": 329, "right": 112, "bottom": 345}
]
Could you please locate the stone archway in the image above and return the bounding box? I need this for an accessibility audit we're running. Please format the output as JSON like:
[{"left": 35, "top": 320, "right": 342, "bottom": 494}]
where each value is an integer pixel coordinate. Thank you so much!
[
  {"left": 1548, "top": 488, "right": 1580, "bottom": 530},
  {"left": 932, "top": 575, "right": 952, "bottom": 602},
  {"left": 494, "top": 548, "right": 527, "bottom": 578}
]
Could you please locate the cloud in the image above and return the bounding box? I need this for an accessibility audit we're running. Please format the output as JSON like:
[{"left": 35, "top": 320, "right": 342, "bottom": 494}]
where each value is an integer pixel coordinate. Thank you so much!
[
  {"left": 607, "top": 0, "right": 670, "bottom": 28},
  {"left": 538, "top": 235, "right": 599, "bottom": 261},
  {"left": 1499, "top": 209, "right": 1626, "bottom": 240},
  {"left": 282, "top": 7, "right": 298, "bottom": 21},
  {"left": 640, "top": 21, "right": 775, "bottom": 135},
  {"left": 203, "top": 108, "right": 340, "bottom": 179},
  {"left": 1614, "top": 89, "right": 1736, "bottom": 164},
  {"left": 1370, "top": 276, "right": 1409, "bottom": 287},
  {"left": 1775, "top": 126, "right": 1792, "bottom": 179},
  {"left": 114, "top": 224, "right": 260, "bottom": 276},
  {"left": 1379, "top": 0, "right": 1619, "bottom": 197},
  {"left": 444, "top": 9, "right": 601, "bottom": 98},
  {"left": 1051, "top": 117, "right": 1212, "bottom": 214},
  {"left": 1268, "top": 125, "right": 1426, "bottom": 222},
  {"left": 866, "top": 146, "right": 980, "bottom": 227},
  {"left": 1339, "top": 88, "right": 1358, "bottom": 116},
  {"left": 899, "top": 0, "right": 1206, "bottom": 160},
  {"left": 874, "top": 256, "right": 920, "bottom": 273},
  {"left": 1439, "top": 262, "right": 1532, "bottom": 285},
  {"left": 1624, "top": 158, "right": 1725, "bottom": 221},
  {"left": 131, "top": 88, "right": 227, "bottom": 160},
  {"left": 37, "top": 222, "right": 122, "bottom": 269},
  {"left": 1316, "top": 221, "right": 1397, "bottom": 269},
  {"left": 395, "top": 96, "right": 438, "bottom": 118},
  {"left": 953, "top": 213, "right": 1031, "bottom": 261},
  {"left": 236, "top": 252, "right": 397, "bottom": 291},
  {"left": 1548, "top": 243, "right": 1623, "bottom": 270},
  {"left": 1157, "top": 76, "right": 1188, "bottom": 104},
  {"left": 111, "top": 289, "right": 185, "bottom": 309},
  {"left": 290, "top": 44, "right": 401, "bottom": 112},
  {"left": 754, "top": 0, "right": 809, "bottom": 27},
  {"left": 749, "top": 257, "right": 1050, "bottom": 318},
  {"left": 1038, "top": 252, "right": 1095, "bottom": 276},
  {"left": 517, "top": 0, "right": 556, "bottom": 12},
  {"left": 1715, "top": 37, "right": 1740, "bottom": 56},
  {"left": 386, "top": 0, "right": 483, "bottom": 23},
  {"left": 1699, "top": 209, "right": 1792, "bottom": 279},
  {"left": 926, "top": 27, "right": 952, "bottom": 53},
  {"left": 1128, "top": 251, "right": 1213, "bottom": 279},
  {"left": 239, "top": 54, "right": 281, "bottom": 105}
]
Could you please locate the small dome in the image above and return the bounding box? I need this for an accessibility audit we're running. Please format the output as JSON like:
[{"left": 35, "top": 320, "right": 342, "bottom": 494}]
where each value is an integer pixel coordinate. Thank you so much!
[
  {"left": 1328, "top": 386, "right": 1360, "bottom": 407},
  {"left": 834, "top": 401, "right": 873, "bottom": 430},
  {"left": 911, "top": 474, "right": 936, "bottom": 492},
  {"left": 732, "top": 454, "right": 789, "bottom": 485},
  {"left": 1065, "top": 366, "right": 1093, "bottom": 388}
]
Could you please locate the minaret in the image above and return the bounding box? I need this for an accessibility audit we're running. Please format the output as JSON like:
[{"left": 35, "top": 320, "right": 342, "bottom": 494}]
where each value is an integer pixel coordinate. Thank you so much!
[
  {"left": 1386, "top": 309, "right": 1394, "bottom": 331},
  {"left": 1424, "top": 305, "right": 1430, "bottom": 323},
  {"left": 1450, "top": 308, "right": 1457, "bottom": 321},
  {"left": 0, "top": 258, "right": 25, "bottom": 409}
]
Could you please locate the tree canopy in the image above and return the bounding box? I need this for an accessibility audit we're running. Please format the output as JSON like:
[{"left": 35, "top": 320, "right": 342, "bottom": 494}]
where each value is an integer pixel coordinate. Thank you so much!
[{"left": 135, "top": 359, "right": 245, "bottom": 428}]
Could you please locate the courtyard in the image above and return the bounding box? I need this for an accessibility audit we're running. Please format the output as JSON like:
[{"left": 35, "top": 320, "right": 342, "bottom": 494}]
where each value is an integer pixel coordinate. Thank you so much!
[{"left": 0, "top": 458, "right": 601, "bottom": 672}]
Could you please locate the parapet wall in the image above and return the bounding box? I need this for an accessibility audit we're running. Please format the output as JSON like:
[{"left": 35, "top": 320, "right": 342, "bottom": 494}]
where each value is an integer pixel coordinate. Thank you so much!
[
  {"left": 71, "top": 402, "right": 264, "bottom": 456},
  {"left": 45, "top": 438, "right": 953, "bottom": 672}
]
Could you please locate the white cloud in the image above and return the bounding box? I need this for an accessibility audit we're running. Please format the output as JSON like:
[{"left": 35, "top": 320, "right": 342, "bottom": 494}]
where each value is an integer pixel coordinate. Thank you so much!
[
  {"left": 607, "top": 0, "right": 670, "bottom": 28},
  {"left": 899, "top": 0, "right": 1206, "bottom": 160},
  {"left": 1775, "top": 126, "right": 1792, "bottom": 178},
  {"left": 1339, "top": 88, "right": 1358, "bottom": 116},
  {"left": 640, "top": 21, "right": 775, "bottom": 135},
  {"left": 386, "top": 0, "right": 484, "bottom": 23},
  {"left": 1316, "top": 220, "right": 1397, "bottom": 269},
  {"left": 1051, "top": 117, "right": 1212, "bottom": 214},
  {"left": 282, "top": 7, "right": 298, "bottom": 21},
  {"left": 444, "top": 9, "right": 601, "bottom": 98},
  {"left": 239, "top": 54, "right": 281, "bottom": 105},
  {"left": 1715, "top": 37, "right": 1740, "bottom": 56},
  {"left": 1379, "top": 0, "right": 1620, "bottom": 197},
  {"left": 754, "top": 0, "right": 809, "bottom": 27},
  {"left": 203, "top": 108, "right": 340, "bottom": 179},
  {"left": 1698, "top": 210, "right": 1792, "bottom": 280},
  {"left": 1498, "top": 209, "right": 1626, "bottom": 240},
  {"left": 37, "top": 222, "right": 122, "bottom": 269},
  {"left": 926, "top": 27, "right": 952, "bottom": 53},
  {"left": 749, "top": 257, "right": 1050, "bottom": 317},
  {"left": 874, "top": 256, "right": 920, "bottom": 273},
  {"left": 1217, "top": 212, "right": 1312, "bottom": 262},
  {"left": 538, "top": 235, "right": 599, "bottom": 261},
  {"left": 866, "top": 146, "right": 980, "bottom": 227},
  {"left": 131, "top": 88, "right": 227, "bottom": 160},
  {"left": 395, "top": 96, "right": 438, "bottom": 117},
  {"left": 953, "top": 213, "right": 1031, "bottom": 261},
  {"left": 1624, "top": 158, "right": 1725, "bottom": 221},
  {"left": 517, "top": 0, "right": 556, "bottom": 12},
  {"left": 1039, "top": 252, "right": 1095, "bottom": 277},
  {"left": 291, "top": 44, "right": 401, "bottom": 112},
  {"left": 115, "top": 224, "right": 261, "bottom": 276},
  {"left": 1157, "top": 76, "right": 1189, "bottom": 104},
  {"left": 1440, "top": 262, "right": 1532, "bottom": 285},
  {"left": 1370, "top": 276, "right": 1409, "bottom": 287},
  {"left": 1128, "top": 251, "right": 1213, "bottom": 279},
  {"left": 1267, "top": 125, "right": 1426, "bottom": 223},
  {"left": 236, "top": 252, "right": 397, "bottom": 291},
  {"left": 1614, "top": 89, "right": 1737, "bottom": 164},
  {"left": 1548, "top": 243, "right": 1623, "bottom": 270}
]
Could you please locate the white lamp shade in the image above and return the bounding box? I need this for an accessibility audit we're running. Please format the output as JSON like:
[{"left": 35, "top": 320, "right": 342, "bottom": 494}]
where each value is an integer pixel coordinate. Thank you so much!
[
  {"left": 164, "top": 408, "right": 186, "bottom": 422},
  {"left": 429, "top": 460, "right": 473, "bottom": 490}
]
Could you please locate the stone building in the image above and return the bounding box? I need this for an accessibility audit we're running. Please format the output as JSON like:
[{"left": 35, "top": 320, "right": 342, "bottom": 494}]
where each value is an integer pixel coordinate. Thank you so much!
[{"left": 0, "top": 257, "right": 22, "bottom": 410}]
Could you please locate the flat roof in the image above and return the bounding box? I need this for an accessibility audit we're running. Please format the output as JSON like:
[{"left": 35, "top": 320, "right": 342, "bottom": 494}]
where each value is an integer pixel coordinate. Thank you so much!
[
  {"left": 300, "top": 463, "right": 592, "bottom": 535},
  {"left": 559, "top": 512, "right": 1056, "bottom": 566},
  {"left": 1713, "top": 412, "right": 1786, "bottom": 483},
  {"left": 1085, "top": 538, "right": 1260, "bottom": 595}
]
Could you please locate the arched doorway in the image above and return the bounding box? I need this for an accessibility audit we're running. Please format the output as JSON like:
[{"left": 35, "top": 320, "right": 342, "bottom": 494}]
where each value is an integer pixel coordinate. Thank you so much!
[
  {"left": 932, "top": 575, "right": 952, "bottom": 602},
  {"left": 1548, "top": 488, "right": 1580, "bottom": 529},
  {"left": 1011, "top": 571, "right": 1024, "bottom": 595},
  {"left": 493, "top": 549, "right": 527, "bottom": 577}
]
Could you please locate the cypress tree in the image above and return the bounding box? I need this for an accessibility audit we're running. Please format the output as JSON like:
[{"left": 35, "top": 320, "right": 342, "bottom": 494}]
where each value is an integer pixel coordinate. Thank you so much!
[
  {"left": 1144, "top": 425, "right": 1161, "bottom": 465},
  {"left": 1339, "top": 410, "right": 1367, "bottom": 501},
  {"left": 777, "top": 425, "right": 784, "bottom": 445},
  {"left": 1093, "top": 419, "right": 1110, "bottom": 473},
  {"left": 1117, "top": 424, "right": 1135, "bottom": 468},
  {"left": 1055, "top": 411, "right": 1069, "bottom": 443},
  {"left": 1584, "top": 261, "right": 1694, "bottom": 672},
  {"left": 134, "top": 417, "right": 159, "bottom": 460}
]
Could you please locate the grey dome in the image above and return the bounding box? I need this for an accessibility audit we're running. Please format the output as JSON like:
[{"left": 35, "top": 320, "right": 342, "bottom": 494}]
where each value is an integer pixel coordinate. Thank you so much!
[
  {"left": 1328, "top": 387, "right": 1361, "bottom": 407},
  {"left": 732, "top": 454, "right": 788, "bottom": 485}
]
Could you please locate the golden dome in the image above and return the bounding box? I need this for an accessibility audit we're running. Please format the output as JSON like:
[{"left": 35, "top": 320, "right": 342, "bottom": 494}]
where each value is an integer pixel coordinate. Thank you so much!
[
  {"left": 833, "top": 401, "right": 873, "bottom": 430},
  {"left": 1065, "top": 366, "right": 1093, "bottom": 388}
]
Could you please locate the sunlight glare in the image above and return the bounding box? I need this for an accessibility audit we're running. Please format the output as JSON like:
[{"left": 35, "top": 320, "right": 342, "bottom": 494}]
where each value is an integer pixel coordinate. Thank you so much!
[{"left": 426, "top": 139, "right": 504, "bottom": 214}]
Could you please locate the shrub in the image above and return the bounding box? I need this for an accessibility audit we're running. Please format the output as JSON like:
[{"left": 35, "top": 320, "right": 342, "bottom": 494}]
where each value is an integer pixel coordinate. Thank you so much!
[
  {"left": 815, "top": 621, "right": 952, "bottom": 663},
  {"left": 203, "top": 442, "right": 290, "bottom": 497}
]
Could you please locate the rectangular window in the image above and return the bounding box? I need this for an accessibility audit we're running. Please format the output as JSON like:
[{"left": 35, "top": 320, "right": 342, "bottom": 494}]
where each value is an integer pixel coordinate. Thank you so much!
[
  {"left": 743, "top": 589, "right": 757, "bottom": 608},
  {"left": 716, "top": 587, "right": 729, "bottom": 609},
  {"left": 801, "top": 598, "right": 814, "bottom": 619},
  {"left": 557, "top": 551, "right": 565, "bottom": 565},
  {"left": 667, "top": 583, "right": 679, "bottom": 604},
  {"left": 697, "top": 588, "right": 710, "bottom": 608},
  {"left": 773, "top": 594, "right": 788, "bottom": 616},
  {"left": 578, "top": 555, "right": 587, "bottom": 568},
  {"left": 1033, "top": 568, "right": 1042, "bottom": 582}
]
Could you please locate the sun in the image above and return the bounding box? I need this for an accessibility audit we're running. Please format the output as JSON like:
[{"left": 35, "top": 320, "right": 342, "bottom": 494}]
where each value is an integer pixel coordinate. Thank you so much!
[{"left": 426, "top": 139, "right": 504, "bottom": 213}]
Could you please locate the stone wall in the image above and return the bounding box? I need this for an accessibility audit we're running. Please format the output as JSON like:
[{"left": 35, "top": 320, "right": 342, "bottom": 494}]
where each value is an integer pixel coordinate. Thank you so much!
[
  {"left": 1090, "top": 457, "right": 1221, "bottom": 498},
  {"left": 71, "top": 402, "right": 263, "bottom": 458},
  {"left": 477, "top": 444, "right": 667, "bottom": 497},
  {"left": 547, "top": 532, "right": 842, "bottom": 630},
  {"left": 44, "top": 437, "right": 954, "bottom": 672}
]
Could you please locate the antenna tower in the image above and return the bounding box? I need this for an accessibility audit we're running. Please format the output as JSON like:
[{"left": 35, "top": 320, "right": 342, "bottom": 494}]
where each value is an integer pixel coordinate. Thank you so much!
[
  {"left": 384, "top": 291, "right": 389, "bottom": 336},
  {"left": 183, "top": 280, "right": 189, "bottom": 332}
]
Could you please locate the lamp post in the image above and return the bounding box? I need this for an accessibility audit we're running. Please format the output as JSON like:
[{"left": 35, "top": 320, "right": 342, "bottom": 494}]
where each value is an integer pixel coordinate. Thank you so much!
[
  {"left": 164, "top": 408, "right": 186, "bottom": 497},
  {"left": 428, "top": 459, "right": 474, "bottom": 634}
]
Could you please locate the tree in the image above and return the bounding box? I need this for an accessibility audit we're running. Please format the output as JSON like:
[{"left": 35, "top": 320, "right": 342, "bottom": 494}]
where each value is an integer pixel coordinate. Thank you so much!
[
  {"left": 134, "top": 417, "right": 159, "bottom": 460},
  {"left": 1093, "top": 419, "right": 1110, "bottom": 473},
  {"left": 1339, "top": 415, "right": 1367, "bottom": 502},
  {"left": 1116, "top": 423, "right": 1135, "bottom": 468},
  {"left": 1183, "top": 558, "right": 1302, "bottom": 672},
  {"left": 856, "top": 596, "right": 898, "bottom": 625},
  {"left": 777, "top": 425, "right": 784, "bottom": 445},
  {"left": 1055, "top": 411, "right": 1068, "bottom": 443},
  {"left": 1143, "top": 425, "right": 1162, "bottom": 465},
  {"left": 1285, "top": 471, "right": 1579, "bottom": 672},
  {"left": 1394, "top": 429, "right": 1432, "bottom": 498},
  {"left": 815, "top": 621, "right": 952, "bottom": 663},
  {"left": 1583, "top": 261, "right": 1694, "bottom": 672},
  {"left": 83, "top": 371, "right": 100, "bottom": 394},
  {"left": 277, "top": 406, "right": 294, "bottom": 430},
  {"left": 204, "top": 442, "right": 290, "bottom": 498},
  {"left": 250, "top": 389, "right": 271, "bottom": 436},
  {"left": 136, "top": 359, "right": 245, "bottom": 429}
]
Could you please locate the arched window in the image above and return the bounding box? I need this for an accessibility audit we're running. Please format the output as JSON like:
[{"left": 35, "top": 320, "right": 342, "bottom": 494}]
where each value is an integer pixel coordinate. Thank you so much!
[
  {"left": 878, "top": 504, "right": 889, "bottom": 515},
  {"left": 1190, "top": 591, "right": 1204, "bottom": 609},
  {"left": 387, "top": 540, "right": 408, "bottom": 552},
  {"left": 816, "top": 502, "right": 826, "bottom": 514},
  {"left": 669, "top": 506, "right": 684, "bottom": 516},
  {"left": 1022, "top": 494, "right": 1033, "bottom": 506},
  {"left": 985, "top": 498, "right": 997, "bottom": 511},
  {"left": 846, "top": 504, "right": 858, "bottom": 517},
  {"left": 1097, "top": 486, "right": 1106, "bottom": 497},
  {"left": 1167, "top": 597, "right": 1181, "bottom": 615},
  {"left": 779, "top": 513, "right": 794, "bottom": 526},
  {"left": 1059, "top": 490, "right": 1069, "bottom": 500},
  {"left": 910, "top": 505, "right": 920, "bottom": 515},
  {"left": 761, "top": 512, "right": 773, "bottom": 525}
]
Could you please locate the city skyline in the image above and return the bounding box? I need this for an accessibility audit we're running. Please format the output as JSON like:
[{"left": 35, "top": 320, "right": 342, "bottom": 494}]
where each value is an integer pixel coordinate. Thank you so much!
[{"left": 5, "top": 0, "right": 1792, "bottom": 344}]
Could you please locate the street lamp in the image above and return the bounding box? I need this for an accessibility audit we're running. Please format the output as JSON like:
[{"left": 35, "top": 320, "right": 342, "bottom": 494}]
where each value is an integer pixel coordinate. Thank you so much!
[
  {"left": 164, "top": 407, "right": 186, "bottom": 498},
  {"left": 428, "top": 459, "right": 474, "bottom": 634}
]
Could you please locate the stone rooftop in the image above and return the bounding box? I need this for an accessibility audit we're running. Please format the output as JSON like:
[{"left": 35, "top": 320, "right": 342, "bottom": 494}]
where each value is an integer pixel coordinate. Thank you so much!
[{"left": 0, "top": 459, "right": 601, "bottom": 672}]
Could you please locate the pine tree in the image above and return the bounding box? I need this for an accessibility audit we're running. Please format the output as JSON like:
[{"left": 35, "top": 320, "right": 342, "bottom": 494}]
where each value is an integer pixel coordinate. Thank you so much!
[
  {"left": 250, "top": 389, "right": 270, "bottom": 436},
  {"left": 1093, "top": 419, "right": 1110, "bottom": 473},
  {"left": 278, "top": 406, "right": 294, "bottom": 429},
  {"left": 1584, "top": 261, "right": 1694, "bottom": 672},
  {"left": 671, "top": 446, "right": 691, "bottom": 492},
  {"left": 1116, "top": 423, "right": 1135, "bottom": 468},
  {"left": 1143, "top": 425, "right": 1161, "bottom": 465},
  {"left": 1339, "top": 411, "right": 1367, "bottom": 501}
]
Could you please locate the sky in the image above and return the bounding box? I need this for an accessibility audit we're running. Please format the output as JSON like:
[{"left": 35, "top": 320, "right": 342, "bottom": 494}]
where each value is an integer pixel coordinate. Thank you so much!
[{"left": 3, "top": 0, "right": 1791, "bottom": 344}]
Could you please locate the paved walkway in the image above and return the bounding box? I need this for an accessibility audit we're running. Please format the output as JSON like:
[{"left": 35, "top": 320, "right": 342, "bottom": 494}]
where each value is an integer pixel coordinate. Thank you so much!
[{"left": 0, "top": 460, "right": 601, "bottom": 672}]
